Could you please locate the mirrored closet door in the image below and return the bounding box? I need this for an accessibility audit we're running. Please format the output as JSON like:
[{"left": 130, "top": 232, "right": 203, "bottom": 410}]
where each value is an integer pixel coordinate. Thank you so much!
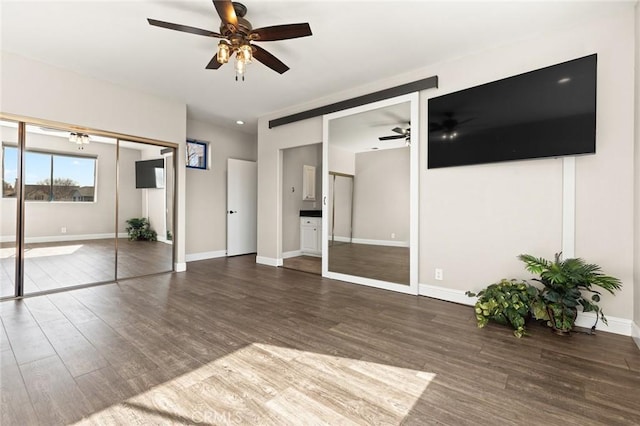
[
  {"left": 0, "top": 114, "right": 176, "bottom": 299},
  {"left": 116, "top": 140, "right": 174, "bottom": 280},
  {"left": 322, "top": 93, "right": 419, "bottom": 294}
]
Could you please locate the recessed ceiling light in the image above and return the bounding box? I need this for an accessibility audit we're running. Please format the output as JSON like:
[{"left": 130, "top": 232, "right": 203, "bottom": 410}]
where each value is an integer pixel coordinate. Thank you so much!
[
  {"left": 236, "top": 120, "right": 244, "bottom": 125},
  {"left": 558, "top": 77, "right": 571, "bottom": 84}
]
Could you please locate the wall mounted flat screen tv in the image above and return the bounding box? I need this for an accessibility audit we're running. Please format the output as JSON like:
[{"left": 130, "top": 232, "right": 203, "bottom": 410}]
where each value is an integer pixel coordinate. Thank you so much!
[
  {"left": 135, "top": 158, "right": 164, "bottom": 189},
  {"left": 427, "top": 54, "right": 597, "bottom": 169}
]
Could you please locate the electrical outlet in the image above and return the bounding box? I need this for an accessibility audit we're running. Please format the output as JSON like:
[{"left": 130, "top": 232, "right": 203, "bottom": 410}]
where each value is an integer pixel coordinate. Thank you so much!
[
  {"left": 435, "top": 268, "right": 443, "bottom": 280},
  {"left": 391, "top": 233, "right": 396, "bottom": 239},
  {"left": 61, "top": 227, "right": 67, "bottom": 234}
]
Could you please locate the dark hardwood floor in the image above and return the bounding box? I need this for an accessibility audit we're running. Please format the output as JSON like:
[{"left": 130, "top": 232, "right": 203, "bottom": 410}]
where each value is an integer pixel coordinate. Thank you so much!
[
  {"left": 0, "top": 238, "right": 173, "bottom": 298},
  {"left": 282, "top": 255, "right": 321, "bottom": 275},
  {"left": 1, "top": 255, "right": 639, "bottom": 425},
  {"left": 329, "top": 242, "right": 409, "bottom": 284}
]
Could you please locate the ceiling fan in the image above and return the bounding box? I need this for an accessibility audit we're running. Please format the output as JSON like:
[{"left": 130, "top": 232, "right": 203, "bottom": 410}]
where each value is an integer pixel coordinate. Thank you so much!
[
  {"left": 147, "top": 1, "right": 312, "bottom": 79},
  {"left": 429, "top": 112, "right": 473, "bottom": 140},
  {"left": 379, "top": 126, "right": 411, "bottom": 145}
]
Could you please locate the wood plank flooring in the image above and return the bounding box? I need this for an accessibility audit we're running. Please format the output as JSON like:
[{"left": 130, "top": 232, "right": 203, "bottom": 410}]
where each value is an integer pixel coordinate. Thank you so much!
[
  {"left": 329, "top": 242, "right": 409, "bottom": 284},
  {"left": 282, "top": 255, "right": 321, "bottom": 275},
  {"left": 1, "top": 255, "right": 639, "bottom": 425},
  {"left": 0, "top": 238, "right": 172, "bottom": 298}
]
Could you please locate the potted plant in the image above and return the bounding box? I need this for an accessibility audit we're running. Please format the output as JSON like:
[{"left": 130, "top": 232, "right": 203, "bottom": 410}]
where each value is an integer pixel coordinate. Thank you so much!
[
  {"left": 466, "top": 279, "right": 540, "bottom": 338},
  {"left": 125, "top": 217, "right": 158, "bottom": 241},
  {"left": 518, "top": 253, "right": 622, "bottom": 335}
]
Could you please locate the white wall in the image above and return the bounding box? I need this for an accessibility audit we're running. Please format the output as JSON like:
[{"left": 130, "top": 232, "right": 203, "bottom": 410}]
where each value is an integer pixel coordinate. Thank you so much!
[
  {"left": 329, "top": 146, "right": 355, "bottom": 175},
  {"left": 185, "top": 119, "right": 256, "bottom": 260},
  {"left": 139, "top": 144, "right": 169, "bottom": 242},
  {"left": 258, "top": 6, "right": 637, "bottom": 327},
  {"left": 353, "top": 147, "right": 409, "bottom": 244},
  {"left": 0, "top": 52, "right": 187, "bottom": 268},
  {"left": 282, "top": 143, "right": 322, "bottom": 253}
]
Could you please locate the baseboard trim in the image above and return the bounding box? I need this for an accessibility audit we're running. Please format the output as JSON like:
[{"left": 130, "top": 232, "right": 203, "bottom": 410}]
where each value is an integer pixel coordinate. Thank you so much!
[
  {"left": 256, "top": 256, "right": 282, "bottom": 267},
  {"left": 1, "top": 232, "right": 129, "bottom": 244},
  {"left": 174, "top": 262, "right": 187, "bottom": 272},
  {"left": 282, "top": 250, "right": 302, "bottom": 259},
  {"left": 419, "top": 283, "right": 475, "bottom": 306},
  {"left": 419, "top": 283, "right": 632, "bottom": 336},
  {"left": 573, "top": 312, "right": 633, "bottom": 336},
  {"left": 331, "top": 236, "right": 409, "bottom": 248},
  {"left": 186, "top": 250, "right": 227, "bottom": 262},
  {"left": 632, "top": 322, "right": 640, "bottom": 350}
]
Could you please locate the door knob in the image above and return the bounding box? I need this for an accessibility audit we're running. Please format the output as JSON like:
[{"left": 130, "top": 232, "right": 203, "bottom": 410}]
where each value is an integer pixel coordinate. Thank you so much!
[{"left": 229, "top": 210, "right": 237, "bottom": 214}]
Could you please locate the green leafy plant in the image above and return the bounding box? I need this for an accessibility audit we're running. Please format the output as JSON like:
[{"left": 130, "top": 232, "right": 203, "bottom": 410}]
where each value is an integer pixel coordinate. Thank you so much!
[
  {"left": 466, "top": 279, "right": 540, "bottom": 338},
  {"left": 125, "top": 217, "right": 158, "bottom": 242},
  {"left": 519, "top": 253, "right": 622, "bottom": 334}
]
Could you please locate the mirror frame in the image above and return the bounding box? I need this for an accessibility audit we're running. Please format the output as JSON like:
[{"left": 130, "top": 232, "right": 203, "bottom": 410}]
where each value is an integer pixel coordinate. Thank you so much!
[{"left": 321, "top": 92, "right": 419, "bottom": 294}]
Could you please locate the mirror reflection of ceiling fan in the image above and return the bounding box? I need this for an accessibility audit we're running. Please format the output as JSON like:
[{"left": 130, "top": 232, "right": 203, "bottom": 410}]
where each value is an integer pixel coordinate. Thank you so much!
[
  {"left": 379, "top": 126, "right": 411, "bottom": 146},
  {"left": 429, "top": 112, "right": 474, "bottom": 140},
  {"left": 147, "top": 1, "right": 312, "bottom": 79}
]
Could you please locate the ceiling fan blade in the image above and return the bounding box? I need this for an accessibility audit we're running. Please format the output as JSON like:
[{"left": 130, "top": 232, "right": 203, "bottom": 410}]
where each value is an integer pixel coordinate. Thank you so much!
[
  {"left": 213, "top": 0, "right": 238, "bottom": 27},
  {"left": 250, "top": 23, "right": 312, "bottom": 41},
  {"left": 205, "top": 55, "right": 224, "bottom": 70},
  {"left": 148, "top": 19, "right": 223, "bottom": 38},
  {"left": 379, "top": 135, "right": 406, "bottom": 141},
  {"left": 252, "top": 45, "right": 289, "bottom": 74}
]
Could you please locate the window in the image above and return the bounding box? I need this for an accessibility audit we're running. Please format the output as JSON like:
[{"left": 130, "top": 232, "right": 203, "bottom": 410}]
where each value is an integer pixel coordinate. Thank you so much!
[
  {"left": 2, "top": 145, "right": 96, "bottom": 202},
  {"left": 186, "top": 139, "right": 208, "bottom": 170}
]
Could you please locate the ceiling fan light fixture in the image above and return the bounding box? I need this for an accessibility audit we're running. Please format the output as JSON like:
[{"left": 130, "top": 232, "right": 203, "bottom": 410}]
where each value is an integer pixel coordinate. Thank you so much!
[
  {"left": 238, "top": 44, "right": 252, "bottom": 63},
  {"left": 235, "top": 54, "right": 246, "bottom": 74},
  {"left": 217, "top": 41, "right": 230, "bottom": 64},
  {"left": 69, "top": 132, "right": 90, "bottom": 147}
]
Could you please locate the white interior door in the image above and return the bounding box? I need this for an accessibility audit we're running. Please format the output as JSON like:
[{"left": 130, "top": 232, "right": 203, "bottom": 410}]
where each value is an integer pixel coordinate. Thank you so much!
[{"left": 227, "top": 159, "right": 257, "bottom": 256}]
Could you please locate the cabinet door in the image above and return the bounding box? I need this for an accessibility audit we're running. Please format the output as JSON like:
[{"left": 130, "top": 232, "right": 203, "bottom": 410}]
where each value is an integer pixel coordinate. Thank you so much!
[{"left": 300, "top": 223, "right": 318, "bottom": 252}]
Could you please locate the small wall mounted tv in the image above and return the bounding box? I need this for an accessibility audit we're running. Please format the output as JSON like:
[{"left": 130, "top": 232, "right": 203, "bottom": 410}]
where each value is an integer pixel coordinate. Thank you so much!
[
  {"left": 135, "top": 159, "right": 164, "bottom": 189},
  {"left": 427, "top": 54, "right": 597, "bottom": 169}
]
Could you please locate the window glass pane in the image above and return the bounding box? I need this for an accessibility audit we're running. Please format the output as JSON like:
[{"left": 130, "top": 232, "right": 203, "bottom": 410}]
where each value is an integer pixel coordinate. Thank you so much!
[
  {"left": 24, "top": 151, "right": 51, "bottom": 201},
  {"left": 52, "top": 155, "right": 95, "bottom": 201},
  {"left": 186, "top": 140, "right": 207, "bottom": 169},
  {"left": 2, "top": 145, "right": 17, "bottom": 197}
]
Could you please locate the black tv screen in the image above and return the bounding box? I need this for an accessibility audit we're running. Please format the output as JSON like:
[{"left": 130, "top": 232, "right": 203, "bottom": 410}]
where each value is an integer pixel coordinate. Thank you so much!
[
  {"left": 135, "top": 159, "right": 164, "bottom": 189},
  {"left": 428, "top": 54, "right": 597, "bottom": 169}
]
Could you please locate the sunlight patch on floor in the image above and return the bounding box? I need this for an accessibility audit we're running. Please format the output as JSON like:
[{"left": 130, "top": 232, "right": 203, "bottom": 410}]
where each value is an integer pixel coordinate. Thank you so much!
[
  {"left": 23, "top": 244, "right": 83, "bottom": 259},
  {"left": 74, "top": 343, "right": 436, "bottom": 425},
  {"left": 0, "top": 246, "right": 16, "bottom": 259}
]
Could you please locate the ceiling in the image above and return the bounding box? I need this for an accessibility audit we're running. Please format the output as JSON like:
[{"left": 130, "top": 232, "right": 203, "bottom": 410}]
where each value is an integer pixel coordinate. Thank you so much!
[
  {"left": 329, "top": 101, "right": 410, "bottom": 153},
  {"left": 0, "top": 1, "right": 632, "bottom": 135}
]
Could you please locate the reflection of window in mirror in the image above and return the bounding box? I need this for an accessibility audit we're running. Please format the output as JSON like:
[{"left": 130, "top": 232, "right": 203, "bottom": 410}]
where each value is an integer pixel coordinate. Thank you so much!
[
  {"left": 303, "top": 165, "right": 316, "bottom": 201},
  {"left": 2, "top": 145, "right": 97, "bottom": 202}
]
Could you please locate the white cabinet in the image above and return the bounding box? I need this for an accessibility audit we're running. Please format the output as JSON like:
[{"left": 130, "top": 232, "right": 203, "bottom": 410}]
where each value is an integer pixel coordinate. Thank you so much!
[{"left": 300, "top": 217, "right": 322, "bottom": 256}]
